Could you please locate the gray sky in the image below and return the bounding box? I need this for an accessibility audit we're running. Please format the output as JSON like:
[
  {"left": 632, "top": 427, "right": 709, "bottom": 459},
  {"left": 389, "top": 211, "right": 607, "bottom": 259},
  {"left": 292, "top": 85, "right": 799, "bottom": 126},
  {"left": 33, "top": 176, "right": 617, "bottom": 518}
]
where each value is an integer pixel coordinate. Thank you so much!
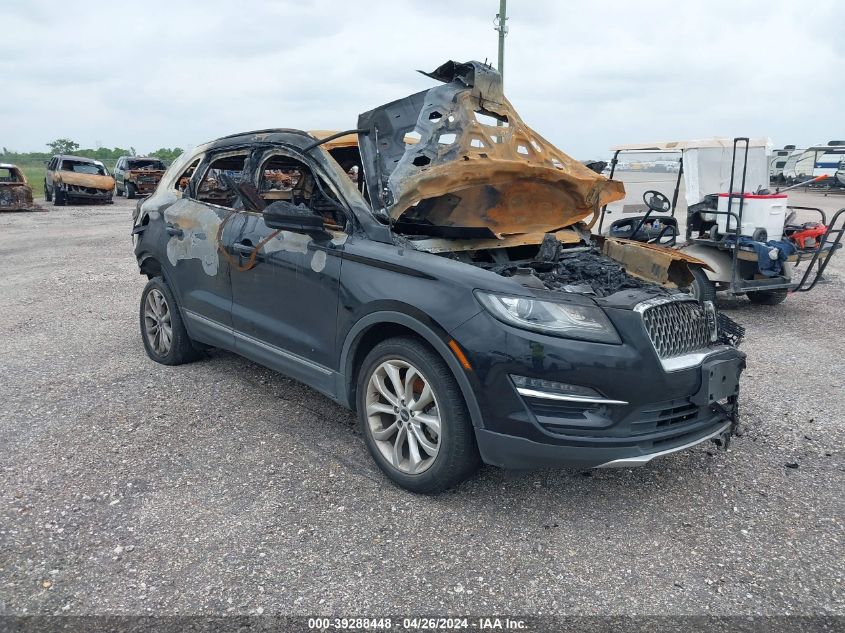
[{"left": 1, "top": 0, "right": 841, "bottom": 159}]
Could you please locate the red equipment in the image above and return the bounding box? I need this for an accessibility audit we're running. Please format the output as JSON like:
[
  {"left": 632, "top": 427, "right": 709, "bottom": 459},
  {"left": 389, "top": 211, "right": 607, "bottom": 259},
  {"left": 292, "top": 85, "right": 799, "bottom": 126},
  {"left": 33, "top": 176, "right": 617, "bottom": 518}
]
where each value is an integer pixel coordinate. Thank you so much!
[{"left": 786, "top": 222, "right": 828, "bottom": 249}]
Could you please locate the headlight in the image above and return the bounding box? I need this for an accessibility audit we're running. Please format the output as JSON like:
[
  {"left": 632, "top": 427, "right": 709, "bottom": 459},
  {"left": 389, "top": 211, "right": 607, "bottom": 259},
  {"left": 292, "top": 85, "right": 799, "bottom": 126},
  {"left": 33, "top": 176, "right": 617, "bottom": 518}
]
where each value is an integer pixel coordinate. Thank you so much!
[{"left": 474, "top": 291, "right": 621, "bottom": 344}]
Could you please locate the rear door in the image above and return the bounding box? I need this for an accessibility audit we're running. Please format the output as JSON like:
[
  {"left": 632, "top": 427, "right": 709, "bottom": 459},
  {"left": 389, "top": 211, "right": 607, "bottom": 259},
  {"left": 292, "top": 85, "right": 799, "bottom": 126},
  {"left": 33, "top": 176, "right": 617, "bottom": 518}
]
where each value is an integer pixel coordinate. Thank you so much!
[
  {"left": 160, "top": 149, "right": 251, "bottom": 347},
  {"left": 228, "top": 145, "right": 348, "bottom": 394}
]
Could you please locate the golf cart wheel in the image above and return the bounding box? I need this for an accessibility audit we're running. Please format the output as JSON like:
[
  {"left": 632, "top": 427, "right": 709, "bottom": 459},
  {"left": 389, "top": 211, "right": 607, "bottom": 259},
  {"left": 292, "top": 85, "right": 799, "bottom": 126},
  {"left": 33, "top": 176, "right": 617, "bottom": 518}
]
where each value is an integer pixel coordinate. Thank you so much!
[
  {"left": 688, "top": 266, "right": 716, "bottom": 303},
  {"left": 357, "top": 337, "right": 480, "bottom": 493},
  {"left": 139, "top": 277, "right": 202, "bottom": 366},
  {"left": 747, "top": 288, "right": 788, "bottom": 305},
  {"left": 44, "top": 182, "right": 52, "bottom": 202}
]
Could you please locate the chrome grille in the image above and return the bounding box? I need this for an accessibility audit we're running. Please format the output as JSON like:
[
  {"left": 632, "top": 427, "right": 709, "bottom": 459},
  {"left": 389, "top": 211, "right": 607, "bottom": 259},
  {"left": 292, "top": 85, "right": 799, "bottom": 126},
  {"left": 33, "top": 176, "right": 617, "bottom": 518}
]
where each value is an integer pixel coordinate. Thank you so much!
[{"left": 639, "top": 298, "right": 711, "bottom": 359}]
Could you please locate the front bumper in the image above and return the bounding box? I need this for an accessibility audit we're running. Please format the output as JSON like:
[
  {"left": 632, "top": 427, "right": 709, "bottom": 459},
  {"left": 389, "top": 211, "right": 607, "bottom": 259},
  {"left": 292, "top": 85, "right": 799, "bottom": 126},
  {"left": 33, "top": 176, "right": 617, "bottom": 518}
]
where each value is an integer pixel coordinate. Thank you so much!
[
  {"left": 64, "top": 186, "right": 112, "bottom": 201},
  {"left": 450, "top": 306, "right": 745, "bottom": 470},
  {"left": 475, "top": 419, "right": 732, "bottom": 470}
]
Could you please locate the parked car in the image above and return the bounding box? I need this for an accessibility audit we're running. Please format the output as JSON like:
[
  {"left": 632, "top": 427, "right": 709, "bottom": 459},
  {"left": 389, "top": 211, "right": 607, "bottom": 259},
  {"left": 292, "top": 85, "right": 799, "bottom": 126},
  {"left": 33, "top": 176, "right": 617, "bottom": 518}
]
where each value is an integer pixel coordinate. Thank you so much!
[
  {"left": 132, "top": 61, "right": 745, "bottom": 493},
  {"left": 44, "top": 155, "right": 114, "bottom": 205},
  {"left": 114, "top": 156, "right": 166, "bottom": 199},
  {"left": 0, "top": 163, "right": 35, "bottom": 211}
]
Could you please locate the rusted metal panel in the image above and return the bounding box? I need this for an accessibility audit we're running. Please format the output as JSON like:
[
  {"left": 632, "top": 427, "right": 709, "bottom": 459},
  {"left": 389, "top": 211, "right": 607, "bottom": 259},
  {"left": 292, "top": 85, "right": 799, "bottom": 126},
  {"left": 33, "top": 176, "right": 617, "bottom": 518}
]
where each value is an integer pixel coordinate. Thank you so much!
[
  {"left": 600, "top": 237, "right": 711, "bottom": 287},
  {"left": 0, "top": 164, "right": 35, "bottom": 210},
  {"left": 357, "top": 61, "right": 625, "bottom": 237},
  {"left": 55, "top": 171, "right": 115, "bottom": 191}
]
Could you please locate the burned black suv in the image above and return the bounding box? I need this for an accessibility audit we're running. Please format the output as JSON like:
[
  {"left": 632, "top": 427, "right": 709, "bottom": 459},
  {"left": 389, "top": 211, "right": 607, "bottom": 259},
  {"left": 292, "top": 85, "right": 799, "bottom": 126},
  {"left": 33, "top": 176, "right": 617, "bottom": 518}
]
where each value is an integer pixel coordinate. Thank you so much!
[{"left": 132, "top": 61, "right": 745, "bottom": 493}]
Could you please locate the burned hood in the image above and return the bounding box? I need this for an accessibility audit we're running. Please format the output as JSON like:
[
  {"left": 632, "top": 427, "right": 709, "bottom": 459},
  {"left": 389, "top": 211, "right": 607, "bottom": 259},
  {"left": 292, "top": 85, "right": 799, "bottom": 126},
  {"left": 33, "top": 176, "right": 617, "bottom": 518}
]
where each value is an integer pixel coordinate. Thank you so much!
[
  {"left": 357, "top": 60, "right": 624, "bottom": 236},
  {"left": 56, "top": 171, "right": 115, "bottom": 190}
]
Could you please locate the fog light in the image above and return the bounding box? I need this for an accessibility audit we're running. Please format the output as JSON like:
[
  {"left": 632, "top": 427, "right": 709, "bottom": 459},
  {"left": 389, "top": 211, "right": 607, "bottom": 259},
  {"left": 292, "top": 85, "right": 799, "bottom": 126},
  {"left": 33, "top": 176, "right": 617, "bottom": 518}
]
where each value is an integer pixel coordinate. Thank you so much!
[
  {"left": 510, "top": 375, "right": 601, "bottom": 398},
  {"left": 510, "top": 375, "right": 628, "bottom": 405}
]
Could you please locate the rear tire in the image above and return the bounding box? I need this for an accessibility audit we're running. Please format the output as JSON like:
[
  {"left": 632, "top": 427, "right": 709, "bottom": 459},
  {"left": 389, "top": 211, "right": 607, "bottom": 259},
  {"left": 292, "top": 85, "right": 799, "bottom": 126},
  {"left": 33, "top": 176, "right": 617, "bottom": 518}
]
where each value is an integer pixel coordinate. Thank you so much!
[
  {"left": 139, "top": 276, "right": 202, "bottom": 365},
  {"left": 687, "top": 266, "right": 717, "bottom": 303},
  {"left": 357, "top": 337, "right": 480, "bottom": 493},
  {"left": 126, "top": 182, "right": 136, "bottom": 199},
  {"left": 747, "top": 288, "right": 789, "bottom": 305}
]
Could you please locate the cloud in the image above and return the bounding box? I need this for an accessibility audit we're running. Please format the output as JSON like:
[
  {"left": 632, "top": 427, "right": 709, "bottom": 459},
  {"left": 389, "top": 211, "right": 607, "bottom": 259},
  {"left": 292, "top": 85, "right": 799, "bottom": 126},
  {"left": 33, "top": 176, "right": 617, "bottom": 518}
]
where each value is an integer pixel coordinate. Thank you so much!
[{"left": 0, "top": 0, "right": 840, "bottom": 158}]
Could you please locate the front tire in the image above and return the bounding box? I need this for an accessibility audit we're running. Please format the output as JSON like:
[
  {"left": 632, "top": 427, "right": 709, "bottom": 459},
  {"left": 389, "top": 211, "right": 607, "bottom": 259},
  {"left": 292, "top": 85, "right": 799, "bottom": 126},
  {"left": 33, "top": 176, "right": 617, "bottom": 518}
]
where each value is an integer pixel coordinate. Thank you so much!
[
  {"left": 747, "top": 288, "right": 789, "bottom": 305},
  {"left": 139, "top": 276, "right": 202, "bottom": 365},
  {"left": 44, "top": 182, "right": 52, "bottom": 202},
  {"left": 54, "top": 188, "right": 66, "bottom": 206},
  {"left": 126, "top": 182, "right": 136, "bottom": 199},
  {"left": 357, "top": 337, "right": 480, "bottom": 493}
]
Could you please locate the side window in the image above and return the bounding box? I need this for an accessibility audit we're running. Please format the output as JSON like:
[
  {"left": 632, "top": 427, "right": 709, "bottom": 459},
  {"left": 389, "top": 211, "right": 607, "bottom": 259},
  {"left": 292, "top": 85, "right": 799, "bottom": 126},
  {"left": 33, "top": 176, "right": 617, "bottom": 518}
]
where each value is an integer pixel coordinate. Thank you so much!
[
  {"left": 194, "top": 153, "right": 247, "bottom": 207},
  {"left": 259, "top": 153, "right": 348, "bottom": 230},
  {"left": 175, "top": 158, "right": 201, "bottom": 192},
  {"left": 48, "top": 158, "right": 57, "bottom": 170}
]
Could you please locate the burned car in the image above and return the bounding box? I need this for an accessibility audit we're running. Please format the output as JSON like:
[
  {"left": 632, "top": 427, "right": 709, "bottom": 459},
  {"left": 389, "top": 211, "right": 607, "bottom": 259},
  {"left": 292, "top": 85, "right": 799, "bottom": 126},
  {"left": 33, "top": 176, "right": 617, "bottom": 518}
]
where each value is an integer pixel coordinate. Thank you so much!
[
  {"left": 132, "top": 61, "right": 745, "bottom": 493},
  {"left": 114, "top": 156, "right": 166, "bottom": 199},
  {"left": 0, "top": 163, "right": 35, "bottom": 211},
  {"left": 45, "top": 155, "right": 114, "bottom": 205}
]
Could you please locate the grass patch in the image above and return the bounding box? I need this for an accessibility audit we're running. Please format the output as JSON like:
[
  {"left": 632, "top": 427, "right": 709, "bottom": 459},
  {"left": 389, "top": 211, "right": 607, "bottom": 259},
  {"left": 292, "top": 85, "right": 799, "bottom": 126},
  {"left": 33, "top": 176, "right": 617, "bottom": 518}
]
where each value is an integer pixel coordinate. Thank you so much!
[{"left": 20, "top": 165, "right": 46, "bottom": 197}]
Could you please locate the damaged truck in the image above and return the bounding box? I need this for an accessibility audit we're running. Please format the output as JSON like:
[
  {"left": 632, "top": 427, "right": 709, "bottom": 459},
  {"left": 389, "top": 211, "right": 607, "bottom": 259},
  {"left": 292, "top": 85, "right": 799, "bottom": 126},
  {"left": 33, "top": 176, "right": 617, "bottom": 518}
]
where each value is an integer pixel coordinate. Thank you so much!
[
  {"left": 132, "top": 60, "right": 746, "bottom": 493},
  {"left": 114, "top": 156, "right": 167, "bottom": 199},
  {"left": 44, "top": 155, "right": 114, "bottom": 206}
]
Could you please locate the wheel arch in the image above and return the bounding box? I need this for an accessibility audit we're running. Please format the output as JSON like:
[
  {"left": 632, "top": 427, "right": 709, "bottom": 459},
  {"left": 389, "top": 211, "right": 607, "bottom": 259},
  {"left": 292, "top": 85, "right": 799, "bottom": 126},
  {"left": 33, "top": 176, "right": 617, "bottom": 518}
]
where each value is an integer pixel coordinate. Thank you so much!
[
  {"left": 337, "top": 310, "right": 484, "bottom": 431},
  {"left": 677, "top": 244, "right": 734, "bottom": 282},
  {"left": 138, "top": 253, "right": 164, "bottom": 279}
]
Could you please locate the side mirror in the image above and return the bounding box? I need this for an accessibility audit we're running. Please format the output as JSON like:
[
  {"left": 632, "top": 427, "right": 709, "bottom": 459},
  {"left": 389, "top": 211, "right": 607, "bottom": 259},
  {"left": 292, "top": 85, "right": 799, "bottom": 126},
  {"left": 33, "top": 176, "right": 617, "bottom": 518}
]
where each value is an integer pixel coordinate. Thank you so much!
[{"left": 262, "top": 201, "right": 330, "bottom": 239}]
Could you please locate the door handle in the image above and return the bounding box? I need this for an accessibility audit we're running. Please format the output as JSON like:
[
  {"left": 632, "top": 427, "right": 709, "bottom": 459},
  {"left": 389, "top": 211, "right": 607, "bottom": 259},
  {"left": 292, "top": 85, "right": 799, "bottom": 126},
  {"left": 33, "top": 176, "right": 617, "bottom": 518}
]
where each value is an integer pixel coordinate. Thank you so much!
[
  {"left": 165, "top": 224, "right": 183, "bottom": 238},
  {"left": 232, "top": 242, "right": 254, "bottom": 255}
]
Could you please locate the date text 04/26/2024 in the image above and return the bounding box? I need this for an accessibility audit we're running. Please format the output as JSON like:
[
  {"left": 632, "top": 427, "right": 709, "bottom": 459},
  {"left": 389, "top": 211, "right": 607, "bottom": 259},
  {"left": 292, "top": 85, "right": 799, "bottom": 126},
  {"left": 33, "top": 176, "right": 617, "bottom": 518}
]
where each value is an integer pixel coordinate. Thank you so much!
[{"left": 306, "top": 617, "right": 528, "bottom": 630}]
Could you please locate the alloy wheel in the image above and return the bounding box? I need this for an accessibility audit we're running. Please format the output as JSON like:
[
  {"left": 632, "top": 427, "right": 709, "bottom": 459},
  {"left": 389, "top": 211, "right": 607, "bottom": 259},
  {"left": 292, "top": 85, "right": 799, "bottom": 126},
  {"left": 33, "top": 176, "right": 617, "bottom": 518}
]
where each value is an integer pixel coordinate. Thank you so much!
[
  {"left": 143, "top": 288, "right": 173, "bottom": 356},
  {"left": 365, "top": 360, "right": 441, "bottom": 474}
]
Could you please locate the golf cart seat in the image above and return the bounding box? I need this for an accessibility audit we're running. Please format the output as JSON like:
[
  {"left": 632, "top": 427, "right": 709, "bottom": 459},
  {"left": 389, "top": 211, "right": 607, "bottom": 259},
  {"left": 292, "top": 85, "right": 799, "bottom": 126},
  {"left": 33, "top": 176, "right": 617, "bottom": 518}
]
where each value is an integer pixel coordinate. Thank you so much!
[{"left": 607, "top": 190, "right": 678, "bottom": 244}]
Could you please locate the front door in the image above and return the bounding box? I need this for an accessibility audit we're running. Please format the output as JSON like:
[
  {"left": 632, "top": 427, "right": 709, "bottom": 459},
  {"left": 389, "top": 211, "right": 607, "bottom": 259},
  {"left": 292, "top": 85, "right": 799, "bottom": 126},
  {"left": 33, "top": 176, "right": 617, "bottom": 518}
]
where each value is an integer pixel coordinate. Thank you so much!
[
  {"left": 228, "top": 147, "right": 348, "bottom": 395},
  {"left": 161, "top": 150, "right": 250, "bottom": 347}
]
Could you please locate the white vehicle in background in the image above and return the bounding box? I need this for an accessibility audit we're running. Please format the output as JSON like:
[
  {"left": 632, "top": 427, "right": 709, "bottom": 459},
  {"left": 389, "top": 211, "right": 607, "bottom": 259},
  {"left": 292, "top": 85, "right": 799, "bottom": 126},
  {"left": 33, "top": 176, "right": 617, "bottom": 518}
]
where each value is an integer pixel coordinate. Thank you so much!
[
  {"left": 769, "top": 145, "right": 795, "bottom": 183},
  {"left": 793, "top": 141, "right": 845, "bottom": 184},
  {"left": 781, "top": 148, "right": 805, "bottom": 184}
]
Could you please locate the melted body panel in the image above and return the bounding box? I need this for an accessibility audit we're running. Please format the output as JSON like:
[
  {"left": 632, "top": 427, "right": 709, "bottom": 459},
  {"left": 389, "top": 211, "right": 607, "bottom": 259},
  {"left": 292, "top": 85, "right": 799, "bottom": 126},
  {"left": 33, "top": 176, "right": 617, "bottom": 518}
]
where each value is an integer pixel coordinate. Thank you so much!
[
  {"left": 0, "top": 164, "right": 34, "bottom": 210},
  {"left": 357, "top": 60, "right": 624, "bottom": 236}
]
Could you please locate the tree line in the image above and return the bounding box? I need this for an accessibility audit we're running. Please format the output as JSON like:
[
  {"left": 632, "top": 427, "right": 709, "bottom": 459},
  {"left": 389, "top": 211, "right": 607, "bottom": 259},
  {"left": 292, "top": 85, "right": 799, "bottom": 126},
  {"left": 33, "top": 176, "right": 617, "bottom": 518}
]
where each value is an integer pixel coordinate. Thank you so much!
[{"left": 0, "top": 139, "right": 185, "bottom": 165}]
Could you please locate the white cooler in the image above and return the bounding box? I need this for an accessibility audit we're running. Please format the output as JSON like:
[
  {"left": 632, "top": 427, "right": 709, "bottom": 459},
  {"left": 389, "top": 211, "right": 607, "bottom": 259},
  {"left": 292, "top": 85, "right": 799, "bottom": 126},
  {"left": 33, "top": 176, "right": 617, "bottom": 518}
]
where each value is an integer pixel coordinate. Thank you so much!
[{"left": 716, "top": 193, "right": 788, "bottom": 241}]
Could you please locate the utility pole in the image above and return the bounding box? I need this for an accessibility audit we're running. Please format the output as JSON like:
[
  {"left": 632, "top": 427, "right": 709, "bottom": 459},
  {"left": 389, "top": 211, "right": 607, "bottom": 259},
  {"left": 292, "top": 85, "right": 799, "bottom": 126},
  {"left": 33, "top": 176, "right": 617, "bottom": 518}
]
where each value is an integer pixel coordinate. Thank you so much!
[{"left": 494, "top": 0, "right": 508, "bottom": 81}]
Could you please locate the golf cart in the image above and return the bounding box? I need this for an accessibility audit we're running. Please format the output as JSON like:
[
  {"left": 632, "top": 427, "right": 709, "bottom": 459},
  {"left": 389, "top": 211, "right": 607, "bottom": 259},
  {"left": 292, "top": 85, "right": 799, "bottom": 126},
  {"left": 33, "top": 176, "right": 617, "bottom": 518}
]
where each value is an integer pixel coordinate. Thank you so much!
[{"left": 598, "top": 137, "right": 844, "bottom": 305}]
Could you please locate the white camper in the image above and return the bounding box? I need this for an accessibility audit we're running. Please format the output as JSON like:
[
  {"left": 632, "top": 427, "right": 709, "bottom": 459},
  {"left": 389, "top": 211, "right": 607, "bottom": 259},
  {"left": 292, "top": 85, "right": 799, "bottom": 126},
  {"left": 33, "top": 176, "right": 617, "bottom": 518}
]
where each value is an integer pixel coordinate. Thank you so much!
[{"left": 794, "top": 142, "right": 845, "bottom": 183}]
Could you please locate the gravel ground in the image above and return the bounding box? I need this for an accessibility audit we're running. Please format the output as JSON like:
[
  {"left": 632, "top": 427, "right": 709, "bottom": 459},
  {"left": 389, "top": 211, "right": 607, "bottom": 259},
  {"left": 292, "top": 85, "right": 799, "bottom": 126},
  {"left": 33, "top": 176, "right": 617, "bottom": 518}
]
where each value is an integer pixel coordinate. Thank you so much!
[{"left": 0, "top": 195, "right": 843, "bottom": 617}]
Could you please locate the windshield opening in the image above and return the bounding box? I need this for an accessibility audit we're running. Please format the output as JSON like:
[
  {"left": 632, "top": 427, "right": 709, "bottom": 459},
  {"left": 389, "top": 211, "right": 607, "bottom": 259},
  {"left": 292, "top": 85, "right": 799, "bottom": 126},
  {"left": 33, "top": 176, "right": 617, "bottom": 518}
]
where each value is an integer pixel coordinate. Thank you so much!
[{"left": 62, "top": 160, "right": 106, "bottom": 176}]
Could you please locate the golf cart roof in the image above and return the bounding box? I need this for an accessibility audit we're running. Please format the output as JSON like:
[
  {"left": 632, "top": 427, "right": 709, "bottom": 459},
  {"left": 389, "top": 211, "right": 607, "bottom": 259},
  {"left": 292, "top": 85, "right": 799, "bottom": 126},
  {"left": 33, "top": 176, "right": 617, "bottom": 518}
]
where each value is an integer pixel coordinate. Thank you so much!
[{"left": 610, "top": 137, "right": 771, "bottom": 151}]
